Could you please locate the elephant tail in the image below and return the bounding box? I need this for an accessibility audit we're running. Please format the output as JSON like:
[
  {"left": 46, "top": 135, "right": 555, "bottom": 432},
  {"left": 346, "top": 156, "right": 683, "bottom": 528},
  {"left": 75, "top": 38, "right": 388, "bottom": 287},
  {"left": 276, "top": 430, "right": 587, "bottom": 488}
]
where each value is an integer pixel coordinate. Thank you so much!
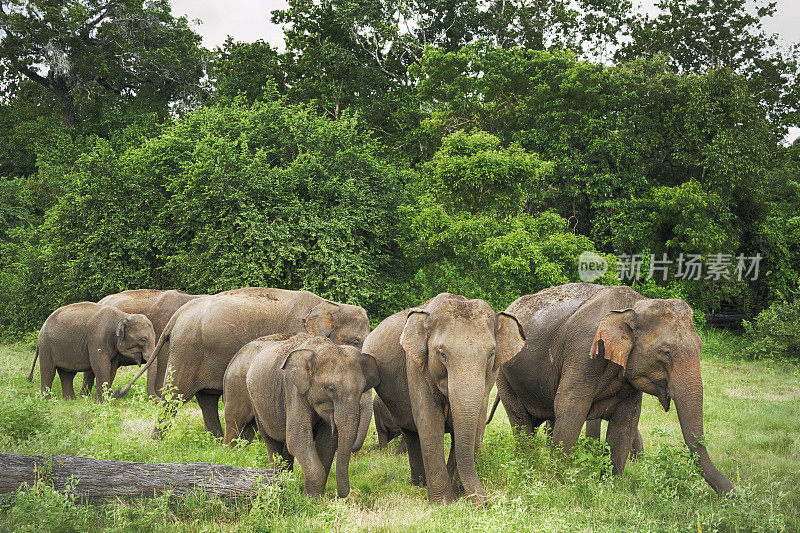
[
  {"left": 112, "top": 312, "right": 175, "bottom": 399},
  {"left": 486, "top": 393, "right": 502, "bottom": 425},
  {"left": 27, "top": 345, "right": 39, "bottom": 382}
]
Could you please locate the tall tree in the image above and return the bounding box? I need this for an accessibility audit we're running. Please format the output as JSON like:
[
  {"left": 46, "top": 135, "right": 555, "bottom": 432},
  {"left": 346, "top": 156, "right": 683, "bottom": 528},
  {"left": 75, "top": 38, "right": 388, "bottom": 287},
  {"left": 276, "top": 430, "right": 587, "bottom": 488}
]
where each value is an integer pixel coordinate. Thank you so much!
[
  {"left": 619, "top": 0, "right": 799, "bottom": 130},
  {"left": 0, "top": 0, "right": 205, "bottom": 127}
]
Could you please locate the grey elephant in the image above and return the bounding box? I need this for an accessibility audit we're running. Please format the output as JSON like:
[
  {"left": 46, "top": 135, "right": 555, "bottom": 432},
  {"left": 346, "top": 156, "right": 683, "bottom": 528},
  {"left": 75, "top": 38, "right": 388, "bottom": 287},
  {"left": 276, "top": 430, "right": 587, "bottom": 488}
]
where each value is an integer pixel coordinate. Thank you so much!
[
  {"left": 364, "top": 293, "right": 526, "bottom": 505},
  {"left": 374, "top": 394, "right": 406, "bottom": 454},
  {"left": 222, "top": 333, "right": 379, "bottom": 497},
  {"left": 495, "top": 283, "right": 734, "bottom": 494},
  {"left": 115, "top": 288, "right": 371, "bottom": 442},
  {"left": 30, "top": 302, "right": 156, "bottom": 402},
  {"left": 98, "top": 289, "right": 202, "bottom": 398}
]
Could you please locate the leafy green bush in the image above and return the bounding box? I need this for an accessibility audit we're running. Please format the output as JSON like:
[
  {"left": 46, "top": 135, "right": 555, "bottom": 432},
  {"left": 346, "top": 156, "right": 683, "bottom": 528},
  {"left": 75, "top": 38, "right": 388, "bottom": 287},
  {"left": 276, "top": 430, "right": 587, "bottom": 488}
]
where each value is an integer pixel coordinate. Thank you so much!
[
  {"left": 743, "top": 297, "right": 800, "bottom": 360},
  {"left": 0, "top": 477, "right": 97, "bottom": 532},
  {"left": 0, "top": 395, "right": 52, "bottom": 442},
  {"left": 401, "top": 131, "right": 616, "bottom": 310}
]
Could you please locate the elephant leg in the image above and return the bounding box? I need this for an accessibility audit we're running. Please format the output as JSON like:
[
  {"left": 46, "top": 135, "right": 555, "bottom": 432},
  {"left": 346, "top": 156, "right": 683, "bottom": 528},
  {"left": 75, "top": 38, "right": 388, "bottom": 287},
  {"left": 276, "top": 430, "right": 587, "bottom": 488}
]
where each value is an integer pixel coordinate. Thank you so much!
[
  {"left": 552, "top": 392, "right": 593, "bottom": 457},
  {"left": 396, "top": 436, "right": 407, "bottom": 455},
  {"left": 446, "top": 433, "right": 464, "bottom": 496},
  {"left": 496, "top": 373, "right": 534, "bottom": 437},
  {"left": 630, "top": 429, "right": 644, "bottom": 460},
  {"left": 377, "top": 425, "right": 389, "bottom": 449},
  {"left": 90, "top": 356, "right": 113, "bottom": 403},
  {"left": 402, "top": 429, "right": 426, "bottom": 487},
  {"left": 413, "top": 411, "right": 453, "bottom": 504},
  {"left": 254, "top": 417, "right": 293, "bottom": 470},
  {"left": 80, "top": 369, "right": 95, "bottom": 396},
  {"left": 585, "top": 419, "right": 602, "bottom": 440},
  {"left": 241, "top": 421, "right": 256, "bottom": 443},
  {"left": 314, "top": 423, "right": 337, "bottom": 486},
  {"left": 39, "top": 350, "right": 56, "bottom": 398},
  {"left": 196, "top": 390, "right": 224, "bottom": 438},
  {"left": 223, "top": 395, "right": 254, "bottom": 445},
  {"left": 606, "top": 392, "right": 642, "bottom": 475},
  {"left": 57, "top": 369, "right": 76, "bottom": 400}
]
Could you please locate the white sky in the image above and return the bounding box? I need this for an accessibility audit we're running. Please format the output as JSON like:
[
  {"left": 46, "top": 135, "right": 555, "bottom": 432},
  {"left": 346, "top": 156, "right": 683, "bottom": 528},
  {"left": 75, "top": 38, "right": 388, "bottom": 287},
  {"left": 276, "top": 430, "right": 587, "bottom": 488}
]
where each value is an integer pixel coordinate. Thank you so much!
[
  {"left": 169, "top": 0, "right": 800, "bottom": 143},
  {"left": 169, "top": 0, "right": 800, "bottom": 50}
]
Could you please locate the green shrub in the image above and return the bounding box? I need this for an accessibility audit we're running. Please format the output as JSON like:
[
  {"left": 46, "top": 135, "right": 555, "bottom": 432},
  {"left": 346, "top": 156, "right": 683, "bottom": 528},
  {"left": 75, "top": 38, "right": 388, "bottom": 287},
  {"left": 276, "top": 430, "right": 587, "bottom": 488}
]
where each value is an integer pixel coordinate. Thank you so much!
[
  {"left": 0, "top": 477, "right": 97, "bottom": 532},
  {"left": 743, "top": 297, "right": 800, "bottom": 360},
  {"left": 0, "top": 395, "right": 52, "bottom": 442}
]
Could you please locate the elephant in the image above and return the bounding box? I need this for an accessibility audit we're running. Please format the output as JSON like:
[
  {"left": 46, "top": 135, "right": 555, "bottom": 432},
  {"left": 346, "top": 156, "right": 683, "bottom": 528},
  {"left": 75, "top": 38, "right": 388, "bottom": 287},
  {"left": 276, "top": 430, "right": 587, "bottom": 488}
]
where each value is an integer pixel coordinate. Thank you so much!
[
  {"left": 374, "top": 394, "right": 406, "bottom": 454},
  {"left": 98, "top": 289, "right": 202, "bottom": 399},
  {"left": 222, "top": 333, "right": 380, "bottom": 497},
  {"left": 114, "top": 288, "right": 371, "bottom": 441},
  {"left": 364, "top": 293, "right": 526, "bottom": 505},
  {"left": 495, "top": 283, "right": 734, "bottom": 494},
  {"left": 29, "top": 302, "right": 156, "bottom": 402}
]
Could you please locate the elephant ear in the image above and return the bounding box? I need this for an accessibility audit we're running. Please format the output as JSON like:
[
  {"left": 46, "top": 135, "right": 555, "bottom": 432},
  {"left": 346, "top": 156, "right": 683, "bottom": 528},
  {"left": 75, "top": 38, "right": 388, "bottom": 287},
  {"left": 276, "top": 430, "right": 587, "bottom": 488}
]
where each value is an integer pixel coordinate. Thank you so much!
[
  {"left": 590, "top": 309, "right": 635, "bottom": 371},
  {"left": 400, "top": 308, "right": 429, "bottom": 370},
  {"left": 494, "top": 312, "right": 526, "bottom": 370},
  {"left": 281, "top": 348, "right": 316, "bottom": 394},
  {"left": 116, "top": 317, "right": 129, "bottom": 339},
  {"left": 304, "top": 301, "right": 339, "bottom": 338},
  {"left": 361, "top": 353, "right": 381, "bottom": 392}
]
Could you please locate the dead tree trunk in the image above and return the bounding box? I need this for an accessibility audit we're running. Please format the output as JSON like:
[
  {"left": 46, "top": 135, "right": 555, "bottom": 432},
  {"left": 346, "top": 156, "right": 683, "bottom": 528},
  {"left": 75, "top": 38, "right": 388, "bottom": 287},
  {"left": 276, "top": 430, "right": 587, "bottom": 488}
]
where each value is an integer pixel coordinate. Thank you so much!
[{"left": 0, "top": 453, "right": 277, "bottom": 503}]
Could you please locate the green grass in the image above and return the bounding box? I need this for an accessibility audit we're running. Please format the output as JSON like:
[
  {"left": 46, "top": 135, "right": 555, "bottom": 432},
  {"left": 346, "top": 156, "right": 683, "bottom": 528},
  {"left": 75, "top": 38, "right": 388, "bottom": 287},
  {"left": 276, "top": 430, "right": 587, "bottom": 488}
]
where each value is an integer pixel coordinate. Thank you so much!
[{"left": 1, "top": 328, "right": 799, "bottom": 532}]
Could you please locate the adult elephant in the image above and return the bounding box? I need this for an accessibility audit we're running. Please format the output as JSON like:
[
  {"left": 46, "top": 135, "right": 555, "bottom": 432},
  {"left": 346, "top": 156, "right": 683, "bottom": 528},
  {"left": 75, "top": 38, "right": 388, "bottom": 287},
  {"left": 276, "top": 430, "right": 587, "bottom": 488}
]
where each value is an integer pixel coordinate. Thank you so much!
[
  {"left": 97, "top": 289, "right": 202, "bottom": 398},
  {"left": 495, "top": 283, "right": 734, "bottom": 494},
  {"left": 30, "top": 302, "right": 156, "bottom": 402},
  {"left": 364, "top": 293, "right": 526, "bottom": 505},
  {"left": 114, "top": 288, "right": 371, "bottom": 441}
]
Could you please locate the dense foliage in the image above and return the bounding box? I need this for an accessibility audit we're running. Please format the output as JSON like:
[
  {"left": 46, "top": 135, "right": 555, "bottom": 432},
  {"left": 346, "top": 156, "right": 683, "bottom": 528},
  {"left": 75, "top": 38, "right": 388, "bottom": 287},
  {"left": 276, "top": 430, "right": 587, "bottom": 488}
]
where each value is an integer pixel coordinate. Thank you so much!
[{"left": 1, "top": 0, "right": 798, "bottom": 353}]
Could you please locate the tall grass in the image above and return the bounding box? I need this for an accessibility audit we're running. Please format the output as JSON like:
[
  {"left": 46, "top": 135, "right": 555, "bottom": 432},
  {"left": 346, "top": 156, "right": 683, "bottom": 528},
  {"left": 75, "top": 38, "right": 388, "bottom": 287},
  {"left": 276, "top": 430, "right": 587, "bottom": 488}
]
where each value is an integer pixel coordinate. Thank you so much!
[{"left": 1, "top": 327, "right": 798, "bottom": 531}]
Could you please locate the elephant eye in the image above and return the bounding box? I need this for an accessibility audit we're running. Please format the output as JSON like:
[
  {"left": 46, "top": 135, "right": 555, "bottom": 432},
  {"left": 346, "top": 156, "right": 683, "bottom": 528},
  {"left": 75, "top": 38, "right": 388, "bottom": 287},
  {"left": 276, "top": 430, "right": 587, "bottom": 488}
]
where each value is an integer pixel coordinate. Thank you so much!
[
  {"left": 323, "top": 385, "right": 336, "bottom": 398},
  {"left": 139, "top": 338, "right": 147, "bottom": 344}
]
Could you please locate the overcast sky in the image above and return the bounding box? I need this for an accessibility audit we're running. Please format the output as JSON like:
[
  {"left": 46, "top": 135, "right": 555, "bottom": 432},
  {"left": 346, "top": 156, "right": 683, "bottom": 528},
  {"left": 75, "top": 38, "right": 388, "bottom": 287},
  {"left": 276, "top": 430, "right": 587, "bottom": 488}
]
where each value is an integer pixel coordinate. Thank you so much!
[
  {"left": 169, "top": 0, "right": 800, "bottom": 50},
  {"left": 168, "top": 0, "right": 800, "bottom": 142}
]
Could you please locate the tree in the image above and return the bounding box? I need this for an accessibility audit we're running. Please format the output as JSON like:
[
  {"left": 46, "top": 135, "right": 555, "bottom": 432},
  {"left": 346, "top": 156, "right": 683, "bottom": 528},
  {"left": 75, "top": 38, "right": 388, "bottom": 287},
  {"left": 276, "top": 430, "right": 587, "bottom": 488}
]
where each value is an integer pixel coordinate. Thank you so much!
[
  {"left": 0, "top": 0, "right": 205, "bottom": 127},
  {"left": 207, "top": 38, "right": 286, "bottom": 105},
  {"left": 619, "top": 0, "right": 800, "bottom": 130}
]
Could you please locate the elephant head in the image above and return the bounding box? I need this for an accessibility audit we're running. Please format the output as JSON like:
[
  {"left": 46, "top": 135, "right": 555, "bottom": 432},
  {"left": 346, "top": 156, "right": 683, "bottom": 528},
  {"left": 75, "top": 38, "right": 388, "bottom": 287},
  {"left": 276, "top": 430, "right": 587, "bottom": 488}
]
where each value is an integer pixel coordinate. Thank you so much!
[
  {"left": 590, "top": 298, "right": 734, "bottom": 494},
  {"left": 281, "top": 337, "right": 380, "bottom": 497},
  {"left": 115, "top": 314, "right": 156, "bottom": 366},
  {"left": 304, "top": 301, "right": 370, "bottom": 349},
  {"left": 400, "top": 294, "right": 525, "bottom": 503}
]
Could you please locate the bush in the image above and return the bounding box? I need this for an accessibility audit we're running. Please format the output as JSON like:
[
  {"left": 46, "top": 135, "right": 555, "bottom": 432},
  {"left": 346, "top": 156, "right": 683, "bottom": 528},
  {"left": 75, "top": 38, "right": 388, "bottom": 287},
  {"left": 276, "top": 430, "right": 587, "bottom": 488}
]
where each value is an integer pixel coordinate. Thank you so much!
[
  {"left": 0, "top": 395, "right": 52, "bottom": 442},
  {"left": 743, "top": 297, "right": 800, "bottom": 361}
]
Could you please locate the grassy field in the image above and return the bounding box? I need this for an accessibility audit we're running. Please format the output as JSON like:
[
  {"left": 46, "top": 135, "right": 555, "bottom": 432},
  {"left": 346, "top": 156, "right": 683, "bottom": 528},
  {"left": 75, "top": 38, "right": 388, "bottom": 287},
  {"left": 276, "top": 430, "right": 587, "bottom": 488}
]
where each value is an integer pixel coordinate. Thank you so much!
[{"left": 1, "top": 328, "right": 798, "bottom": 532}]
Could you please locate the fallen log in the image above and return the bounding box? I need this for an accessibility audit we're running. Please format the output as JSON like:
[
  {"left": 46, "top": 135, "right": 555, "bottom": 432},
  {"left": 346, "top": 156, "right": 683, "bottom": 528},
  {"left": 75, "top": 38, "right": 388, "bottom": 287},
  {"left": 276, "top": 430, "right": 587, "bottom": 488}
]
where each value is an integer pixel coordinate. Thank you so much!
[{"left": 0, "top": 453, "right": 277, "bottom": 503}]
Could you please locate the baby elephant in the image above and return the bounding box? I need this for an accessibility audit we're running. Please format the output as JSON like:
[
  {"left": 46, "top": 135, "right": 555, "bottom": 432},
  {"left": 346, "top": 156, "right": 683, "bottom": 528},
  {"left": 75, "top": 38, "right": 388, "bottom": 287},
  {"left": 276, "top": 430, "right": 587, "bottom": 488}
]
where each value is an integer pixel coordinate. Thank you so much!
[
  {"left": 31, "top": 302, "right": 156, "bottom": 401},
  {"left": 223, "top": 333, "right": 380, "bottom": 498}
]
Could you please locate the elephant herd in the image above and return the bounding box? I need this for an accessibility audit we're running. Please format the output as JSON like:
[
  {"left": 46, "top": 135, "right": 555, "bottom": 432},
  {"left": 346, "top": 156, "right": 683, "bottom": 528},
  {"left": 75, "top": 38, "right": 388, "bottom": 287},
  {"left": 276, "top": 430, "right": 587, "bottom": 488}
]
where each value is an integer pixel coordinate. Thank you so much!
[{"left": 28, "top": 283, "right": 735, "bottom": 504}]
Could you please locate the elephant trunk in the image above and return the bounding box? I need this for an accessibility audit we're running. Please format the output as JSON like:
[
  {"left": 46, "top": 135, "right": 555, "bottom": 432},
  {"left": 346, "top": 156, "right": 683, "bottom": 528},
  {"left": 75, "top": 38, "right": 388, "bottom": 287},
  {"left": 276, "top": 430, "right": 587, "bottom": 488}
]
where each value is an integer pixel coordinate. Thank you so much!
[
  {"left": 352, "top": 391, "right": 372, "bottom": 453},
  {"left": 142, "top": 337, "right": 155, "bottom": 366},
  {"left": 670, "top": 360, "right": 735, "bottom": 494},
  {"left": 449, "top": 374, "right": 488, "bottom": 505},
  {"left": 334, "top": 399, "right": 360, "bottom": 498}
]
